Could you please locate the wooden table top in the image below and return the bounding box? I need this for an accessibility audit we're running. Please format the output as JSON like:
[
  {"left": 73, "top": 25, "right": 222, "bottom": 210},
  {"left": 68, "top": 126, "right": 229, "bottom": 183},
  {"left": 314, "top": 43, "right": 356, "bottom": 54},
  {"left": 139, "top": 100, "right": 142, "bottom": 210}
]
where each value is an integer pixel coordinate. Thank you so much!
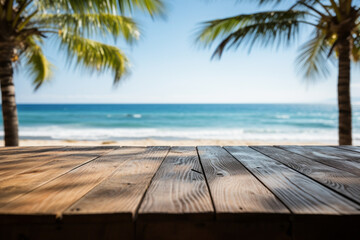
[{"left": 0, "top": 146, "right": 359, "bottom": 240}]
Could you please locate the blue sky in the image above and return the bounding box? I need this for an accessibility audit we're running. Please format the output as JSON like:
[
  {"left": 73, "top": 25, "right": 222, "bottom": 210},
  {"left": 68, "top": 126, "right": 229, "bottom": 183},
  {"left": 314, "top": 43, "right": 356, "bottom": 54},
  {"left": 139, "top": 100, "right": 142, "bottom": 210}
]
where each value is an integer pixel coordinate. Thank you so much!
[{"left": 14, "top": 0, "right": 360, "bottom": 104}]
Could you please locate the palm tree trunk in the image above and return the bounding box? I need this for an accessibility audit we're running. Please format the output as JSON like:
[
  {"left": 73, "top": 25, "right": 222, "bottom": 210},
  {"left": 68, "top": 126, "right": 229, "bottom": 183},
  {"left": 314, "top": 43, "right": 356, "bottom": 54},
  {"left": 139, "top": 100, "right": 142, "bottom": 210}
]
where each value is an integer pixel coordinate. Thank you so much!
[
  {"left": 0, "top": 47, "right": 19, "bottom": 146},
  {"left": 337, "top": 38, "right": 352, "bottom": 145}
]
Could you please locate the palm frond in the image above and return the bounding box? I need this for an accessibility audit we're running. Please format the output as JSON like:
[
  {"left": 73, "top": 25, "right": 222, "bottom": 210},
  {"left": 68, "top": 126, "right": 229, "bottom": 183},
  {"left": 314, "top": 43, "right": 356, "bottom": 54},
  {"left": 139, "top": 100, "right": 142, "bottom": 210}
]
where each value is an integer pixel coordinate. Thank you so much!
[
  {"left": 12, "top": 0, "right": 32, "bottom": 28},
  {"left": 35, "top": 0, "right": 165, "bottom": 16},
  {"left": 234, "top": 0, "right": 283, "bottom": 5},
  {"left": 235, "top": 0, "right": 322, "bottom": 6},
  {"left": 295, "top": 30, "right": 334, "bottom": 79},
  {"left": 197, "top": 10, "right": 307, "bottom": 58},
  {"left": 23, "top": 37, "right": 53, "bottom": 90},
  {"left": 117, "top": 0, "right": 165, "bottom": 16},
  {"left": 35, "top": 0, "right": 118, "bottom": 14},
  {"left": 58, "top": 30, "right": 129, "bottom": 83},
  {"left": 352, "top": 33, "right": 360, "bottom": 62},
  {"left": 38, "top": 13, "right": 140, "bottom": 42}
]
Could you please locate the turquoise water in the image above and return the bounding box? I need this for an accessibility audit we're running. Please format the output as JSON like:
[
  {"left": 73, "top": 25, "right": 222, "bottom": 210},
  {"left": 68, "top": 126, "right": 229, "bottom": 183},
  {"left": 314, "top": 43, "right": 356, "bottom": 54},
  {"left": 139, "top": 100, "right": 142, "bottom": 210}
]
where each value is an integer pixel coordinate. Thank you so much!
[{"left": 0, "top": 104, "right": 359, "bottom": 143}]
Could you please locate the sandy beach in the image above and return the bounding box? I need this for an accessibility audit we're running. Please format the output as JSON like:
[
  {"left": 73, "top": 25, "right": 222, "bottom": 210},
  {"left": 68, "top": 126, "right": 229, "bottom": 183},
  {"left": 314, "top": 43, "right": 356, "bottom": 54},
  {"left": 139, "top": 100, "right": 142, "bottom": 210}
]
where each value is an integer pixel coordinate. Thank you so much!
[{"left": 0, "top": 139, "right": 331, "bottom": 147}]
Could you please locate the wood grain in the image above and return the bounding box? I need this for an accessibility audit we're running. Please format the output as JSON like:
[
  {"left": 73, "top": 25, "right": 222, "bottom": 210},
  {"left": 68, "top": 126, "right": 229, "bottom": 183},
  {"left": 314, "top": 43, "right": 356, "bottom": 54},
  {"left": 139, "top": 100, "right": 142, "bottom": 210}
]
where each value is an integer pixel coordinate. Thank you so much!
[
  {"left": 0, "top": 146, "right": 55, "bottom": 154},
  {"left": 0, "top": 147, "right": 115, "bottom": 207},
  {"left": 253, "top": 146, "right": 360, "bottom": 204},
  {"left": 63, "top": 146, "right": 169, "bottom": 222},
  {"left": 0, "top": 146, "right": 114, "bottom": 181},
  {"left": 138, "top": 147, "right": 214, "bottom": 220},
  {"left": 1, "top": 146, "right": 360, "bottom": 240},
  {"left": 0, "top": 146, "right": 67, "bottom": 179},
  {"left": 279, "top": 146, "right": 360, "bottom": 176},
  {"left": 197, "top": 146, "right": 289, "bottom": 219},
  {"left": 225, "top": 146, "right": 360, "bottom": 214},
  {"left": 336, "top": 145, "right": 360, "bottom": 154},
  {"left": 310, "top": 146, "right": 360, "bottom": 162},
  {"left": 0, "top": 147, "right": 131, "bottom": 216},
  {"left": 0, "top": 146, "right": 37, "bottom": 152}
]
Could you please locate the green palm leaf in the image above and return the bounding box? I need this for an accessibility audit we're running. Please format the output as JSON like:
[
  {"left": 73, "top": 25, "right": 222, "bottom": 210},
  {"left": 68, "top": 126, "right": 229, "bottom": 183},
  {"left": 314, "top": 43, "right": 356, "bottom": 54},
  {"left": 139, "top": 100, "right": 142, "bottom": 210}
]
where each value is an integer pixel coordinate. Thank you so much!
[
  {"left": 58, "top": 30, "right": 129, "bottom": 83},
  {"left": 36, "top": 0, "right": 121, "bottom": 13},
  {"left": 197, "top": 11, "right": 307, "bottom": 58},
  {"left": 352, "top": 30, "right": 360, "bottom": 62},
  {"left": 36, "top": 0, "right": 165, "bottom": 16},
  {"left": 23, "top": 37, "right": 53, "bottom": 90},
  {"left": 295, "top": 30, "right": 334, "bottom": 79},
  {"left": 38, "top": 13, "right": 140, "bottom": 42},
  {"left": 117, "top": 0, "right": 165, "bottom": 16},
  {"left": 235, "top": 0, "right": 320, "bottom": 5}
]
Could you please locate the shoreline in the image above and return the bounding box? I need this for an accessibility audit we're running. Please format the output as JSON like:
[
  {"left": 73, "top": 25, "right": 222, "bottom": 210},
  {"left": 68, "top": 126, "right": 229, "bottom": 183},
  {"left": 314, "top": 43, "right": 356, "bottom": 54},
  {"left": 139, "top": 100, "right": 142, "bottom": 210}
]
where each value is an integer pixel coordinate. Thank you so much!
[{"left": 0, "top": 139, "right": 333, "bottom": 147}]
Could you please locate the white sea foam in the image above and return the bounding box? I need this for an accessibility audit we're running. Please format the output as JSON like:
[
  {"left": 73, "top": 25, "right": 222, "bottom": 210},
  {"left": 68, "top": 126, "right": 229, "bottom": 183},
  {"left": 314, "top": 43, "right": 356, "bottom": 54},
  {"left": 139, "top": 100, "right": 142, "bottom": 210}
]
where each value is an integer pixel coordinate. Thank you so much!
[
  {"left": 1, "top": 125, "right": 357, "bottom": 144},
  {"left": 276, "top": 115, "right": 290, "bottom": 119},
  {"left": 125, "top": 114, "right": 142, "bottom": 118}
]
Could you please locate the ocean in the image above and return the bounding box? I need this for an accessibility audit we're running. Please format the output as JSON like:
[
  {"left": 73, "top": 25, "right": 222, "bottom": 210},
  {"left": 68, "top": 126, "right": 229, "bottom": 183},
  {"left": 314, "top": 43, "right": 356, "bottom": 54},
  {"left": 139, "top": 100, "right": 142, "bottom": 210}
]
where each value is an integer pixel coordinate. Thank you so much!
[{"left": 0, "top": 104, "right": 359, "bottom": 144}]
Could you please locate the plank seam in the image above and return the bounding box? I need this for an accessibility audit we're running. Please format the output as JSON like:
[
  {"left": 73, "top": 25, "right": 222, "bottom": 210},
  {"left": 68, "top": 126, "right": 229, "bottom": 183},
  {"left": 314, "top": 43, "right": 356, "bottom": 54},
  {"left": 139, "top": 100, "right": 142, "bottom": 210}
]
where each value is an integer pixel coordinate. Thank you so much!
[
  {"left": 0, "top": 147, "right": 120, "bottom": 209},
  {"left": 332, "top": 146, "right": 360, "bottom": 155},
  {"left": 0, "top": 146, "right": 69, "bottom": 181},
  {"left": 133, "top": 147, "right": 171, "bottom": 240},
  {"left": 319, "top": 147, "right": 360, "bottom": 164},
  {"left": 252, "top": 147, "right": 360, "bottom": 206},
  {"left": 133, "top": 147, "right": 171, "bottom": 222},
  {"left": 59, "top": 146, "right": 151, "bottom": 219},
  {"left": 3, "top": 147, "right": 122, "bottom": 219},
  {"left": 196, "top": 146, "right": 216, "bottom": 221},
  {"left": 223, "top": 146, "right": 294, "bottom": 215},
  {"left": 274, "top": 146, "right": 359, "bottom": 176},
  {"left": 223, "top": 146, "right": 294, "bottom": 239}
]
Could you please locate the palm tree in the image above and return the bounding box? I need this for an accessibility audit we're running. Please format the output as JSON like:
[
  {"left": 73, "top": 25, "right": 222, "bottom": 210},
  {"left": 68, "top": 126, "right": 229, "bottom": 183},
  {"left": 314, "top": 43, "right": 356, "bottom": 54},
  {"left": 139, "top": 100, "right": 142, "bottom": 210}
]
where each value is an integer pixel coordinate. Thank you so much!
[
  {"left": 0, "top": 0, "right": 164, "bottom": 146},
  {"left": 197, "top": 0, "right": 359, "bottom": 145}
]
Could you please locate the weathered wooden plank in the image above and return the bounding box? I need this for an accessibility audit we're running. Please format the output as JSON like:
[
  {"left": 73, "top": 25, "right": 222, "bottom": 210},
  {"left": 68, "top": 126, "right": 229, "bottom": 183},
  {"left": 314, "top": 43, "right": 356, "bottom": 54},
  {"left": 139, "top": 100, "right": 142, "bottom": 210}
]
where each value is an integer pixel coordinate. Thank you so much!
[
  {"left": 0, "top": 146, "right": 60, "bottom": 154},
  {"left": 0, "top": 146, "right": 46, "bottom": 152},
  {"left": 279, "top": 146, "right": 360, "bottom": 176},
  {"left": 0, "top": 147, "right": 116, "bottom": 207},
  {"left": 136, "top": 147, "right": 215, "bottom": 240},
  {"left": 253, "top": 146, "right": 360, "bottom": 204},
  {"left": 335, "top": 145, "right": 360, "bottom": 154},
  {"left": 0, "top": 146, "right": 113, "bottom": 180},
  {"left": 0, "top": 148, "right": 67, "bottom": 180},
  {"left": 63, "top": 146, "right": 169, "bottom": 222},
  {"left": 1, "top": 145, "right": 359, "bottom": 240},
  {"left": 310, "top": 146, "right": 360, "bottom": 162},
  {"left": 225, "top": 146, "right": 360, "bottom": 214},
  {"left": 197, "top": 146, "right": 289, "bottom": 218},
  {"left": 0, "top": 146, "right": 73, "bottom": 160},
  {"left": 194, "top": 146, "right": 291, "bottom": 240},
  {"left": 138, "top": 146, "right": 214, "bottom": 220},
  {"left": 0, "top": 147, "right": 132, "bottom": 216},
  {"left": 0, "top": 146, "right": 65, "bottom": 164}
]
